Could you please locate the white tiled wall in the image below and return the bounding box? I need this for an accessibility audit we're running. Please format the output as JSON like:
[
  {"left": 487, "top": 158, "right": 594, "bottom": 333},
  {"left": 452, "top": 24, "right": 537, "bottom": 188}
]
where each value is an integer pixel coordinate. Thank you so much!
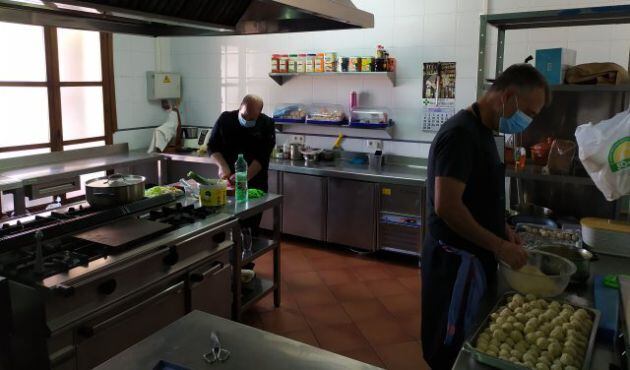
[
  {"left": 112, "top": 0, "right": 630, "bottom": 156},
  {"left": 112, "top": 35, "right": 173, "bottom": 150}
]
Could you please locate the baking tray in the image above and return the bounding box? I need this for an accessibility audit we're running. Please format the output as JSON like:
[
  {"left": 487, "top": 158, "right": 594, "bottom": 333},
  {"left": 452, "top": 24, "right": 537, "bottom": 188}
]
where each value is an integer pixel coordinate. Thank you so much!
[{"left": 462, "top": 292, "right": 601, "bottom": 370}]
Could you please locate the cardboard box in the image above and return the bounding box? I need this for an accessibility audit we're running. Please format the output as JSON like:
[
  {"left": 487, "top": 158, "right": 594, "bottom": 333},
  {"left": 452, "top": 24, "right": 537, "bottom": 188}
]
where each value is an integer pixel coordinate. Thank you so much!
[{"left": 535, "top": 48, "right": 577, "bottom": 85}]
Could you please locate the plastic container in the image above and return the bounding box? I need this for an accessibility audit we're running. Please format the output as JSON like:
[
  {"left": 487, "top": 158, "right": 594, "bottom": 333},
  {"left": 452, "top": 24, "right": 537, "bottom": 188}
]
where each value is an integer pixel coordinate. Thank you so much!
[
  {"left": 273, "top": 103, "right": 307, "bottom": 123},
  {"left": 199, "top": 179, "right": 227, "bottom": 207},
  {"left": 278, "top": 54, "right": 289, "bottom": 73},
  {"left": 350, "top": 107, "right": 389, "bottom": 125},
  {"left": 338, "top": 57, "right": 349, "bottom": 72},
  {"left": 546, "top": 139, "right": 576, "bottom": 174},
  {"left": 499, "top": 250, "right": 576, "bottom": 297},
  {"left": 530, "top": 137, "right": 553, "bottom": 166},
  {"left": 315, "top": 53, "right": 325, "bottom": 72},
  {"left": 324, "top": 52, "right": 337, "bottom": 72},
  {"left": 361, "top": 56, "right": 374, "bottom": 72},
  {"left": 349, "top": 57, "right": 361, "bottom": 72},
  {"left": 305, "top": 103, "right": 347, "bottom": 125}
]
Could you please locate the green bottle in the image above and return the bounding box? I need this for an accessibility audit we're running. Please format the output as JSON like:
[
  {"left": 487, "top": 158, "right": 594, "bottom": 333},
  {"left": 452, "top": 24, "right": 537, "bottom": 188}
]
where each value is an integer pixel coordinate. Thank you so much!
[{"left": 235, "top": 154, "right": 248, "bottom": 203}]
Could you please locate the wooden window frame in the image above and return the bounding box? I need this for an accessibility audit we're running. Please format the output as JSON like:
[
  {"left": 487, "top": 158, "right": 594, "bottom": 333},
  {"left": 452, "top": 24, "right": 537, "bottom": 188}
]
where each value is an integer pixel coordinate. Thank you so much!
[{"left": 0, "top": 26, "right": 117, "bottom": 154}]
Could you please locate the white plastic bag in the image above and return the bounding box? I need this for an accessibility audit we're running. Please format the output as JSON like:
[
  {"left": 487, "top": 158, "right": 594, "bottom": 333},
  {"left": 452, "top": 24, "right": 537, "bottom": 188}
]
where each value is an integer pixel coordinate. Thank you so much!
[{"left": 575, "top": 110, "right": 630, "bottom": 201}]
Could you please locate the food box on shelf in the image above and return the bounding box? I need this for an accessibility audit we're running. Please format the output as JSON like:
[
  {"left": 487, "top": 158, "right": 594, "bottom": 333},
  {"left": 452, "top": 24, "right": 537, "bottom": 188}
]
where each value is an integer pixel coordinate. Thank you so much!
[
  {"left": 349, "top": 107, "right": 392, "bottom": 129},
  {"left": 273, "top": 103, "right": 307, "bottom": 123},
  {"left": 305, "top": 103, "right": 347, "bottom": 125}
]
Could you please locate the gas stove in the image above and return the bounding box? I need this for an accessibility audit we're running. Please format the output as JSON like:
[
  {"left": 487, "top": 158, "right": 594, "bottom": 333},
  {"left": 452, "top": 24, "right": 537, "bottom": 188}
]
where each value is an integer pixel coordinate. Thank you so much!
[
  {"left": 0, "top": 192, "right": 239, "bottom": 370},
  {"left": 0, "top": 194, "right": 219, "bottom": 283}
]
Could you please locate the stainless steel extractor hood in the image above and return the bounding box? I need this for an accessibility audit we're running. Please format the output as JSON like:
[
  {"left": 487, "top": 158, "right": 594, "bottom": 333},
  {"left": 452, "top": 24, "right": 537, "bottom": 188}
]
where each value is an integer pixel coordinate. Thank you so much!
[{"left": 0, "top": 0, "right": 374, "bottom": 36}]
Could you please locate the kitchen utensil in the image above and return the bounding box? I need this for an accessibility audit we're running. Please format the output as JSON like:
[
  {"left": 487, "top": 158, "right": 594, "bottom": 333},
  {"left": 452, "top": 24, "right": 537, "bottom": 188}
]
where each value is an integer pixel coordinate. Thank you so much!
[
  {"left": 73, "top": 217, "right": 171, "bottom": 248},
  {"left": 85, "top": 173, "right": 146, "bottom": 209},
  {"left": 537, "top": 244, "right": 592, "bottom": 283},
  {"left": 368, "top": 151, "right": 382, "bottom": 170},
  {"left": 203, "top": 332, "right": 230, "bottom": 364},
  {"left": 499, "top": 250, "right": 576, "bottom": 297},
  {"left": 289, "top": 143, "right": 304, "bottom": 161},
  {"left": 333, "top": 133, "right": 344, "bottom": 149},
  {"left": 300, "top": 147, "right": 322, "bottom": 164},
  {"left": 464, "top": 292, "right": 600, "bottom": 370},
  {"left": 581, "top": 217, "right": 630, "bottom": 256}
]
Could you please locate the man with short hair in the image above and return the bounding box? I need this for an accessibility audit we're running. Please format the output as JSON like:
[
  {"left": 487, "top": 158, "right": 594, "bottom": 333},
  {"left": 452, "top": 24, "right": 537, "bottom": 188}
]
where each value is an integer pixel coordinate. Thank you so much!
[
  {"left": 208, "top": 94, "right": 275, "bottom": 194},
  {"left": 421, "top": 64, "right": 550, "bottom": 369}
]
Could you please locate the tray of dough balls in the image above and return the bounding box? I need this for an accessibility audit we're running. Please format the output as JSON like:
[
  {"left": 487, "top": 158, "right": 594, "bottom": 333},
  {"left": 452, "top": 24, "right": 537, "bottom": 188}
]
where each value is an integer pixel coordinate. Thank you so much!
[{"left": 464, "top": 292, "right": 600, "bottom": 370}]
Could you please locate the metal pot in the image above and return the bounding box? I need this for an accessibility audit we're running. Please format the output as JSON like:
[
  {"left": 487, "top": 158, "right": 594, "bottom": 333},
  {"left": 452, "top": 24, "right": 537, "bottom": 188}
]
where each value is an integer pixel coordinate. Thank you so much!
[
  {"left": 537, "top": 244, "right": 593, "bottom": 284},
  {"left": 86, "top": 174, "right": 146, "bottom": 209}
]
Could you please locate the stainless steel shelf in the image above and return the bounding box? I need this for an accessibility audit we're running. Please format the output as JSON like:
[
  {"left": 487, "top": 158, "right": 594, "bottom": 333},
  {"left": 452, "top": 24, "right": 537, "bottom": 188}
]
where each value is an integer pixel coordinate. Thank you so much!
[
  {"left": 506, "top": 167, "right": 595, "bottom": 186},
  {"left": 241, "top": 238, "right": 278, "bottom": 266},
  {"left": 240, "top": 277, "right": 275, "bottom": 312},
  {"left": 486, "top": 5, "right": 630, "bottom": 30},
  {"left": 269, "top": 71, "right": 396, "bottom": 86}
]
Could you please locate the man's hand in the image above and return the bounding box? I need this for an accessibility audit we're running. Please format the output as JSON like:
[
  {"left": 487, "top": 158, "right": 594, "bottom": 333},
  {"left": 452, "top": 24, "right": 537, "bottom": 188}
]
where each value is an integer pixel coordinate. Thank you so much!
[
  {"left": 505, "top": 224, "right": 522, "bottom": 245},
  {"left": 218, "top": 165, "right": 231, "bottom": 180},
  {"left": 495, "top": 240, "right": 528, "bottom": 270}
]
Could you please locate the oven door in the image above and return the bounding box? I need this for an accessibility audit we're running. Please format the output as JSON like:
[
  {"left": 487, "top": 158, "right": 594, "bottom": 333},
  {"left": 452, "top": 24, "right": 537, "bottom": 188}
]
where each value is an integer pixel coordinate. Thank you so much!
[
  {"left": 188, "top": 248, "right": 232, "bottom": 319},
  {"left": 75, "top": 281, "right": 186, "bottom": 370}
]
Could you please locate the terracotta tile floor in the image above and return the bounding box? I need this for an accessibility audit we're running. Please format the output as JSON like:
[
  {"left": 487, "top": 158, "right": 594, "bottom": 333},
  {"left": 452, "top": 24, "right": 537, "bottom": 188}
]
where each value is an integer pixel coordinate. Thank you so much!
[{"left": 242, "top": 237, "right": 431, "bottom": 370}]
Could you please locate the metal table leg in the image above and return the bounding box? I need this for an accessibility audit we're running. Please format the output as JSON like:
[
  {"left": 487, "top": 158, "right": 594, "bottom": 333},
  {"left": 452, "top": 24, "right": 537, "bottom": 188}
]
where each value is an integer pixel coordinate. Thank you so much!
[
  {"left": 273, "top": 203, "right": 281, "bottom": 307},
  {"left": 232, "top": 223, "right": 243, "bottom": 322}
]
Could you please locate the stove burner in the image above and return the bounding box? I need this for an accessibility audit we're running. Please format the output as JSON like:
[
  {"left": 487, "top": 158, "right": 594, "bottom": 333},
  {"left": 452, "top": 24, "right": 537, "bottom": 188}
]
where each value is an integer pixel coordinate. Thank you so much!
[{"left": 147, "top": 203, "right": 216, "bottom": 226}]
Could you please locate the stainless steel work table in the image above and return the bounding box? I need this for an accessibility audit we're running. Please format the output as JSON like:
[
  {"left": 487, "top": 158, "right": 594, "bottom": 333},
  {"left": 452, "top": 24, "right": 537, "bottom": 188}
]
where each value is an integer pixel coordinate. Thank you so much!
[
  {"left": 95, "top": 310, "right": 382, "bottom": 370},
  {"left": 163, "top": 152, "right": 428, "bottom": 186},
  {"left": 0, "top": 175, "right": 22, "bottom": 192},
  {"left": 453, "top": 254, "right": 629, "bottom": 370},
  {"left": 217, "top": 194, "right": 283, "bottom": 321}
]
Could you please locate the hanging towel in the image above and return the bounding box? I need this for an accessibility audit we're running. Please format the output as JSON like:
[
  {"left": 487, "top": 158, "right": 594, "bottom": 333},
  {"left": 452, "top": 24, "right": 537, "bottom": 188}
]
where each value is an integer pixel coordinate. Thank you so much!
[
  {"left": 147, "top": 110, "right": 179, "bottom": 153},
  {"left": 441, "top": 243, "right": 487, "bottom": 346}
]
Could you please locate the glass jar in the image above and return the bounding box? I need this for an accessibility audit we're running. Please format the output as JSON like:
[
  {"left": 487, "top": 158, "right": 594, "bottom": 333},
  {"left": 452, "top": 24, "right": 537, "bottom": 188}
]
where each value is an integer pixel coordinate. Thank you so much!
[
  {"left": 305, "top": 53, "right": 316, "bottom": 73},
  {"left": 296, "top": 54, "right": 306, "bottom": 73},
  {"left": 288, "top": 54, "right": 298, "bottom": 73},
  {"left": 278, "top": 54, "right": 289, "bottom": 73},
  {"left": 271, "top": 54, "right": 280, "bottom": 73}
]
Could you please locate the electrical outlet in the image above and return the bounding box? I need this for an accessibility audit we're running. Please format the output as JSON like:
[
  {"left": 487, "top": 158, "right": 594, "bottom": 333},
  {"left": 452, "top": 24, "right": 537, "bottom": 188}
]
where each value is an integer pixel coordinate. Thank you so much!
[
  {"left": 366, "top": 140, "right": 383, "bottom": 151},
  {"left": 291, "top": 135, "right": 305, "bottom": 144}
]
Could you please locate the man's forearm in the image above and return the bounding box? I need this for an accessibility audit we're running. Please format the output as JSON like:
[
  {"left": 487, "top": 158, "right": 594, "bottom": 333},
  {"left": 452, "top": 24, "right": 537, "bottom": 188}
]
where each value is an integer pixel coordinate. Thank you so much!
[
  {"left": 248, "top": 160, "right": 262, "bottom": 180},
  {"left": 438, "top": 203, "right": 504, "bottom": 254},
  {"left": 209, "top": 152, "right": 229, "bottom": 170}
]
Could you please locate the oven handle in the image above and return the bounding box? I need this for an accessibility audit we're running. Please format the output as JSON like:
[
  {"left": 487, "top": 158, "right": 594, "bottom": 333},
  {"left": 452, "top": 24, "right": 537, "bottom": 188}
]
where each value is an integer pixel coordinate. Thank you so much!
[
  {"left": 49, "top": 345, "right": 76, "bottom": 366},
  {"left": 78, "top": 281, "right": 184, "bottom": 338},
  {"left": 190, "top": 261, "right": 224, "bottom": 283}
]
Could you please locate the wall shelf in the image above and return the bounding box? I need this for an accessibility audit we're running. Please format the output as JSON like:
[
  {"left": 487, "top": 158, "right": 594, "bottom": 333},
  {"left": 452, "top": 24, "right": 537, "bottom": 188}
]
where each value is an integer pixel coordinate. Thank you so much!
[
  {"left": 269, "top": 71, "right": 396, "bottom": 86},
  {"left": 276, "top": 122, "right": 394, "bottom": 140}
]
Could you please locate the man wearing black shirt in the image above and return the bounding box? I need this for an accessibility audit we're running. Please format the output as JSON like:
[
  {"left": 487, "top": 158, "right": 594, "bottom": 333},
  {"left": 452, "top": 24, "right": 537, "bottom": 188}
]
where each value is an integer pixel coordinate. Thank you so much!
[
  {"left": 208, "top": 94, "right": 275, "bottom": 193},
  {"left": 421, "top": 64, "right": 550, "bottom": 369}
]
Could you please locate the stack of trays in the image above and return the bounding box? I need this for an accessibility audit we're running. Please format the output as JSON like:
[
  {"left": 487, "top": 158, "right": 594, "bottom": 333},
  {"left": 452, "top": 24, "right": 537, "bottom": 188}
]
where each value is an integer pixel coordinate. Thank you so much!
[{"left": 581, "top": 217, "right": 630, "bottom": 257}]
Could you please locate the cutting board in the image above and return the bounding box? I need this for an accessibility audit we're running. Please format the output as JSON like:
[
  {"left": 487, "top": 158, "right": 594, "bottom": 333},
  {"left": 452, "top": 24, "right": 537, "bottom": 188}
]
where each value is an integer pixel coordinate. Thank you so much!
[{"left": 73, "top": 218, "right": 171, "bottom": 248}]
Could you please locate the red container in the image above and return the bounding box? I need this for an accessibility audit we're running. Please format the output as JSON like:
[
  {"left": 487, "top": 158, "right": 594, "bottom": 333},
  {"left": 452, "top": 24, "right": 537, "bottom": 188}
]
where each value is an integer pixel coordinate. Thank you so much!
[{"left": 530, "top": 137, "right": 553, "bottom": 166}]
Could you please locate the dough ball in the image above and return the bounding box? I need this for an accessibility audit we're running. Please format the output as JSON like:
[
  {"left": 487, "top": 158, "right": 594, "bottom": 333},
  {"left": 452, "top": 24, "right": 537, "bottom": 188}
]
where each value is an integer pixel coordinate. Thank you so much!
[
  {"left": 538, "top": 355, "right": 552, "bottom": 365},
  {"left": 488, "top": 344, "right": 500, "bottom": 353},
  {"left": 510, "top": 349, "right": 522, "bottom": 358},
  {"left": 496, "top": 316, "right": 507, "bottom": 325},
  {"left": 535, "top": 363, "right": 550, "bottom": 370},
  {"left": 550, "top": 326, "right": 564, "bottom": 340},
  {"left": 489, "top": 338, "right": 500, "bottom": 347},
  {"left": 550, "top": 364, "right": 563, "bottom": 370},
  {"left": 513, "top": 322, "right": 525, "bottom": 332},
  {"left": 499, "top": 348, "right": 510, "bottom": 358},
  {"left": 515, "top": 307, "right": 525, "bottom": 315},
  {"left": 505, "top": 337, "right": 516, "bottom": 347},
  {"left": 493, "top": 329, "right": 507, "bottom": 341},
  {"left": 510, "top": 330, "right": 523, "bottom": 342},
  {"left": 564, "top": 366, "right": 578, "bottom": 370},
  {"left": 536, "top": 337, "right": 549, "bottom": 349},
  {"left": 563, "top": 346, "right": 578, "bottom": 358},
  {"left": 547, "top": 342, "right": 562, "bottom": 358},
  {"left": 526, "top": 332, "right": 538, "bottom": 344},
  {"left": 561, "top": 304, "right": 575, "bottom": 313},
  {"left": 477, "top": 342, "right": 488, "bottom": 351},
  {"left": 490, "top": 323, "right": 499, "bottom": 332},
  {"left": 508, "top": 301, "right": 519, "bottom": 311},
  {"left": 526, "top": 294, "right": 537, "bottom": 302},
  {"left": 516, "top": 313, "right": 528, "bottom": 323},
  {"left": 540, "top": 323, "right": 552, "bottom": 336},
  {"left": 574, "top": 308, "right": 589, "bottom": 320},
  {"left": 502, "top": 322, "right": 514, "bottom": 332},
  {"left": 491, "top": 312, "right": 500, "bottom": 321},
  {"left": 500, "top": 343, "right": 512, "bottom": 351},
  {"left": 549, "top": 301, "right": 561, "bottom": 310},
  {"left": 515, "top": 341, "right": 528, "bottom": 353},
  {"left": 507, "top": 316, "right": 517, "bottom": 323},
  {"left": 560, "top": 353, "right": 574, "bottom": 366},
  {"left": 487, "top": 350, "right": 498, "bottom": 357},
  {"left": 509, "top": 356, "right": 520, "bottom": 363},
  {"left": 500, "top": 307, "right": 513, "bottom": 317},
  {"left": 523, "top": 352, "right": 537, "bottom": 363},
  {"left": 479, "top": 332, "right": 491, "bottom": 342}
]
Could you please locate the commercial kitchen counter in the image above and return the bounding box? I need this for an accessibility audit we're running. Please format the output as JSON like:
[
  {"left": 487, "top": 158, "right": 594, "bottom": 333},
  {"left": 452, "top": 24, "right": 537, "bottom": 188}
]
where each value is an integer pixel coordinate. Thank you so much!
[
  {"left": 453, "top": 254, "right": 629, "bottom": 370},
  {"left": 163, "top": 152, "right": 427, "bottom": 186},
  {"left": 0, "top": 150, "right": 162, "bottom": 186},
  {"left": 94, "top": 310, "right": 382, "bottom": 370},
  {"left": 0, "top": 175, "right": 22, "bottom": 192}
]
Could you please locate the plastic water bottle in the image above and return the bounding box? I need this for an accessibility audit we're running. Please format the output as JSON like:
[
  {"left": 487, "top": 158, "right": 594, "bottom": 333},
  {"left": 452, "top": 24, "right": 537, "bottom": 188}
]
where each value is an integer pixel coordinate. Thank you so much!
[{"left": 235, "top": 154, "right": 248, "bottom": 203}]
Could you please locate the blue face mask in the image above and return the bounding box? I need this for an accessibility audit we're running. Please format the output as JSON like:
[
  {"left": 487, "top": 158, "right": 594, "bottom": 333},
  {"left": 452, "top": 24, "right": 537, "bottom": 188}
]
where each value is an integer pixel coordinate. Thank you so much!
[
  {"left": 238, "top": 113, "right": 257, "bottom": 128},
  {"left": 499, "top": 96, "right": 533, "bottom": 134}
]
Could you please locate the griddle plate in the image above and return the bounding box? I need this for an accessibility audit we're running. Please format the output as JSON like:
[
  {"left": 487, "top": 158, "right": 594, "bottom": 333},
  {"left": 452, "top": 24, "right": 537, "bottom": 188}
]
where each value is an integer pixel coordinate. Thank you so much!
[{"left": 73, "top": 218, "right": 171, "bottom": 248}]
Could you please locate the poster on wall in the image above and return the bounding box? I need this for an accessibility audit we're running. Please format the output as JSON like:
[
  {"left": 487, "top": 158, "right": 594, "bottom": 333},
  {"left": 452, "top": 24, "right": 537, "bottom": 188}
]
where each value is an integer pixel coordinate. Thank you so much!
[{"left": 422, "top": 62, "right": 456, "bottom": 132}]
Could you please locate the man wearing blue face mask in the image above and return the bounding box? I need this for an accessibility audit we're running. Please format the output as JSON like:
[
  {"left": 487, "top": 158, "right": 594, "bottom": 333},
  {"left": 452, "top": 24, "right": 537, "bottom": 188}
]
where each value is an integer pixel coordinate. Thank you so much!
[
  {"left": 208, "top": 94, "right": 275, "bottom": 194},
  {"left": 421, "top": 64, "right": 550, "bottom": 370}
]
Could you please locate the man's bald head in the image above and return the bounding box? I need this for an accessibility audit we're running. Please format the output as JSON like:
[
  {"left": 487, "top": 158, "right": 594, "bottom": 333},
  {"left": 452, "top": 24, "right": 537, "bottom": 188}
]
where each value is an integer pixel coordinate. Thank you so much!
[{"left": 240, "top": 94, "right": 264, "bottom": 121}]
